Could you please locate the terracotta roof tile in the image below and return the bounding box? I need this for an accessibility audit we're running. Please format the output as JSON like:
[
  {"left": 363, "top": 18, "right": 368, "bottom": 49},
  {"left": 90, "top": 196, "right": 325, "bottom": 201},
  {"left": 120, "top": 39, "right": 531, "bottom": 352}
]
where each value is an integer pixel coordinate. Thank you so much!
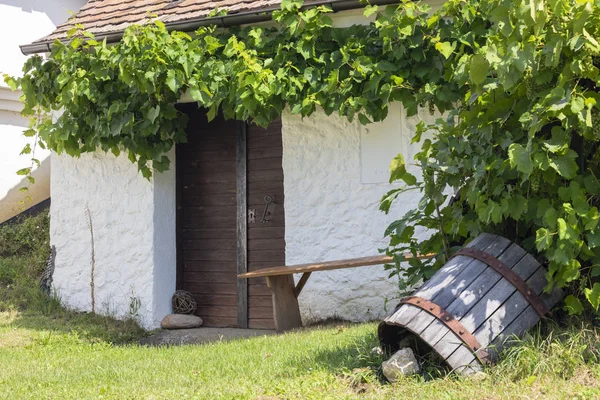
[{"left": 32, "top": 0, "right": 286, "bottom": 44}]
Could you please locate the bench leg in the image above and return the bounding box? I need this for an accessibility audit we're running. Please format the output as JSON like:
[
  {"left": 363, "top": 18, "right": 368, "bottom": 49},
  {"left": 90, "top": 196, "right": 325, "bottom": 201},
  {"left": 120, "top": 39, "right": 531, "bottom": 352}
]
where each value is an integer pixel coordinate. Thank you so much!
[{"left": 266, "top": 275, "right": 302, "bottom": 332}]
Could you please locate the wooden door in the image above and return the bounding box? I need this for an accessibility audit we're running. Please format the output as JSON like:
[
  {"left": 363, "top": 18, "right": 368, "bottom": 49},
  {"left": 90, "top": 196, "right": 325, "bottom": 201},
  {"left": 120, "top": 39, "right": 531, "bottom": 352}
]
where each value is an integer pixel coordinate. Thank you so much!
[
  {"left": 176, "top": 105, "right": 285, "bottom": 329},
  {"left": 177, "top": 104, "right": 238, "bottom": 327},
  {"left": 246, "top": 120, "right": 286, "bottom": 329}
]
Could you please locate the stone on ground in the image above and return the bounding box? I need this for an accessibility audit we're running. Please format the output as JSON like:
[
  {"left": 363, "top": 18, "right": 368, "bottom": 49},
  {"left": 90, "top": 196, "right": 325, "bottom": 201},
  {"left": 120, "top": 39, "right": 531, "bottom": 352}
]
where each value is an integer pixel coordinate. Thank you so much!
[
  {"left": 161, "top": 314, "right": 203, "bottom": 329},
  {"left": 382, "top": 347, "right": 420, "bottom": 382}
]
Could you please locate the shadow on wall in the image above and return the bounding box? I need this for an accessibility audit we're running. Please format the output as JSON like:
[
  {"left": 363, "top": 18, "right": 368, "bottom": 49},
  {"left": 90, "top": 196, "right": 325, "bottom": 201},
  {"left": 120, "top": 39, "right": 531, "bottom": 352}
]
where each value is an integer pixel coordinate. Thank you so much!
[{"left": 0, "top": 0, "right": 86, "bottom": 26}]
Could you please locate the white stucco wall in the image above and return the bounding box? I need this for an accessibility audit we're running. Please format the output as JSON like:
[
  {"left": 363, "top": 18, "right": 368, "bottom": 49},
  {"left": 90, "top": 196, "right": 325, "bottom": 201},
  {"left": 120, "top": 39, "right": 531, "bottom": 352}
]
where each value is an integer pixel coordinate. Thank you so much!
[
  {"left": 282, "top": 104, "right": 435, "bottom": 323},
  {"left": 50, "top": 150, "right": 176, "bottom": 329}
]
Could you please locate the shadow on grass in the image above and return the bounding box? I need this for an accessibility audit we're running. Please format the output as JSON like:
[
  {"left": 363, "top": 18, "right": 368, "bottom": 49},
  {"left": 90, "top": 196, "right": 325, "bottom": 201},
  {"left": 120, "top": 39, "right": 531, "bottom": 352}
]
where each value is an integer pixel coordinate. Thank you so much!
[
  {"left": 276, "top": 323, "right": 387, "bottom": 379},
  {"left": 0, "top": 286, "right": 147, "bottom": 345}
]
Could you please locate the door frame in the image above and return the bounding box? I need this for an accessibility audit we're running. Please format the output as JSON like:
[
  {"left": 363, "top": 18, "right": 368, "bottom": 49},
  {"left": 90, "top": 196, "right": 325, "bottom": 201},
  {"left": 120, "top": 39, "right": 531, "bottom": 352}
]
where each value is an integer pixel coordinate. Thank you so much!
[{"left": 236, "top": 121, "right": 248, "bottom": 328}]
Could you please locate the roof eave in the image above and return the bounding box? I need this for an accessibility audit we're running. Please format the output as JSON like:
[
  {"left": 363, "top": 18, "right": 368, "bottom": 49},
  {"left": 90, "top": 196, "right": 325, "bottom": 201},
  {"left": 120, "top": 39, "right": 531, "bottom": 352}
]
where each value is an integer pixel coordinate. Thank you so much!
[{"left": 20, "top": 0, "right": 400, "bottom": 55}]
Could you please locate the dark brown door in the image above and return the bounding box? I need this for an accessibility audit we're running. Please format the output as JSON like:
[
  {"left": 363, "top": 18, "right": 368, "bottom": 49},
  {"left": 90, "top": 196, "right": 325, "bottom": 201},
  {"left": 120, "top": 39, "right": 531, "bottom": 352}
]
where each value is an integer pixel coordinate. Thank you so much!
[
  {"left": 177, "top": 104, "right": 238, "bottom": 327},
  {"left": 176, "top": 105, "right": 285, "bottom": 329},
  {"left": 247, "top": 120, "right": 286, "bottom": 330}
]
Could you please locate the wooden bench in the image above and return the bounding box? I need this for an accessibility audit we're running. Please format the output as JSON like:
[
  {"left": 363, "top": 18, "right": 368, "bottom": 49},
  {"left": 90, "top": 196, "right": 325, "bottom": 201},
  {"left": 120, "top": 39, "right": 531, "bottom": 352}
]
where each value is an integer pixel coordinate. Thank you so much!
[{"left": 238, "top": 253, "right": 432, "bottom": 332}]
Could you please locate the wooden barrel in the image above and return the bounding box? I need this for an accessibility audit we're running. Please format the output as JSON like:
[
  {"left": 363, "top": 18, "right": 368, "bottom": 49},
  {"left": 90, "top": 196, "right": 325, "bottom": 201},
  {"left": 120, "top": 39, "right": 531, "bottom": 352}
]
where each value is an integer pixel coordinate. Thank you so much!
[{"left": 378, "top": 233, "right": 564, "bottom": 375}]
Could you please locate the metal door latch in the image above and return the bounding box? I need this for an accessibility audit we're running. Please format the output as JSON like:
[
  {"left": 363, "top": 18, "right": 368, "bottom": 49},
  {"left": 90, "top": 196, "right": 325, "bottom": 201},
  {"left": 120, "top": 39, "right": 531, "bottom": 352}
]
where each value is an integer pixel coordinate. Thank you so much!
[{"left": 261, "top": 196, "right": 273, "bottom": 223}]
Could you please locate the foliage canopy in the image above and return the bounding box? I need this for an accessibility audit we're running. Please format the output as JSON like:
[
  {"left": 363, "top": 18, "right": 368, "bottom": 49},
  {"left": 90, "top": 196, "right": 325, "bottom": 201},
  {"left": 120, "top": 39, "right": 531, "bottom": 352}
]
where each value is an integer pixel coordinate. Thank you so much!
[{"left": 7, "top": 0, "right": 600, "bottom": 311}]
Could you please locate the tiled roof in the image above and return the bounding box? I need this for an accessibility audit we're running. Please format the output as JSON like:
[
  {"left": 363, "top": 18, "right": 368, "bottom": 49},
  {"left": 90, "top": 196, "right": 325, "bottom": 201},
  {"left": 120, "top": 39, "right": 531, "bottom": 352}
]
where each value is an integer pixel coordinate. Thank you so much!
[{"left": 32, "top": 0, "right": 287, "bottom": 44}]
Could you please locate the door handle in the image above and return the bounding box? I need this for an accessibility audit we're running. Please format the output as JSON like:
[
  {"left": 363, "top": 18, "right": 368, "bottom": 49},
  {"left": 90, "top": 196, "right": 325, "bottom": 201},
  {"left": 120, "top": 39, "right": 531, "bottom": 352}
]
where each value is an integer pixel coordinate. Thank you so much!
[{"left": 261, "top": 196, "right": 273, "bottom": 223}]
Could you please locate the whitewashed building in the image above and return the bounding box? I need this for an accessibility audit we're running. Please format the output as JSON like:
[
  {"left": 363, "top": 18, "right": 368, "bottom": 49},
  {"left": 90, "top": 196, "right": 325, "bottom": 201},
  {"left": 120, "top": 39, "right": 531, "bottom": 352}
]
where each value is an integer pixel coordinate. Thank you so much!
[
  {"left": 0, "top": 0, "right": 86, "bottom": 223},
  {"left": 22, "top": 0, "right": 440, "bottom": 329}
]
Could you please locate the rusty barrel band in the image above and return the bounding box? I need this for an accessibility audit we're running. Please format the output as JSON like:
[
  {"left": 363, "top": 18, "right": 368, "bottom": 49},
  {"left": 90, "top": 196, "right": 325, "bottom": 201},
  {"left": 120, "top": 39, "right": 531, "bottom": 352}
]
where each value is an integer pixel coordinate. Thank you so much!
[
  {"left": 453, "top": 247, "right": 549, "bottom": 318},
  {"left": 400, "top": 296, "right": 491, "bottom": 364}
]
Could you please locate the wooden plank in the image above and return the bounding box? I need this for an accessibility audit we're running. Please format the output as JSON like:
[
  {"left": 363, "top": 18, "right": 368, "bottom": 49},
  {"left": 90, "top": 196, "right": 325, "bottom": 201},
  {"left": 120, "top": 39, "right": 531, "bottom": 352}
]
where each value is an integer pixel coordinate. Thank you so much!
[
  {"left": 180, "top": 207, "right": 237, "bottom": 219},
  {"left": 444, "top": 244, "right": 528, "bottom": 320},
  {"left": 238, "top": 253, "right": 433, "bottom": 279},
  {"left": 247, "top": 181, "right": 284, "bottom": 195},
  {"left": 389, "top": 304, "right": 423, "bottom": 327},
  {"left": 247, "top": 127, "right": 283, "bottom": 137},
  {"left": 248, "top": 318, "right": 276, "bottom": 329},
  {"left": 248, "top": 294, "right": 274, "bottom": 304},
  {"left": 182, "top": 180, "right": 236, "bottom": 189},
  {"left": 247, "top": 137, "right": 283, "bottom": 149},
  {"left": 248, "top": 305, "right": 278, "bottom": 319},
  {"left": 199, "top": 316, "right": 238, "bottom": 327},
  {"left": 182, "top": 271, "right": 237, "bottom": 283},
  {"left": 428, "top": 243, "right": 530, "bottom": 367},
  {"left": 445, "top": 345, "right": 483, "bottom": 375},
  {"left": 248, "top": 261, "right": 288, "bottom": 271},
  {"left": 248, "top": 158, "right": 285, "bottom": 171},
  {"left": 247, "top": 250, "right": 286, "bottom": 263},
  {"left": 181, "top": 228, "right": 237, "bottom": 240},
  {"left": 177, "top": 150, "right": 236, "bottom": 162},
  {"left": 180, "top": 139, "right": 237, "bottom": 152},
  {"left": 399, "top": 234, "right": 497, "bottom": 304},
  {"left": 181, "top": 183, "right": 237, "bottom": 195},
  {"left": 248, "top": 284, "right": 273, "bottom": 296},
  {"left": 237, "top": 121, "right": 248, "bottom": 329},
  {"left": 191, "top": 294, "right": 238, "bottom": 307},
  {"left": 384, "top": 234, "right": 505, "bottom": 327},
  {"left": 446, "top": 253, "right": 541, "bottom": 343},
  {"left": 294, "top": 272, "right": 312, "bottom": 297},
  {"left": 248, "top": 238, "right": 287, "bottom": 251},
  {"left": 247, "top": 227, "right": 285, "bottom": 240},
  {"left": 247, "top": 121, "right": 282, "bottom": 137},
  {"left": 181, "top": 238, "right": 236, "bottom": 250},
  {"left": 474, "top": 266, "right": 549, "bottom": 345},
  {"left": 182, "top": 194, "right": 237, "bottom": 207},
  {"left": 402, "top": 306, "right": 438, "bottom": 336},
  {"left": 266, "top": 275, "right": 302, "bottom": 332},
  {"left": 180, "top": 174, "right": 237, "bottom": 184},
  {"left": 247, "top": 146, "right": 286, "bottom": 160},
  {"left": 182, "top": 249, "right": 237, "bottom": 262},
  {"left": 247, "top": 169, "right": 284, "bottom": 183},
  {"left": 184, "top": 283, "right": 238, "bottom": 295},
  {"left": 477, "top": 266, "right": 563, "bottom": 354},
  {"left": 178, "top": 159, "right": 236, "bottom": 172},
  {"left": 181, "top": 217, "right": 237, "bottom": 230},
  {"left": 182, "top": 261, "right": 237, "bottom": 272},
  {"left": 419, "top": 235, "right": 512, "bottom": 304}
]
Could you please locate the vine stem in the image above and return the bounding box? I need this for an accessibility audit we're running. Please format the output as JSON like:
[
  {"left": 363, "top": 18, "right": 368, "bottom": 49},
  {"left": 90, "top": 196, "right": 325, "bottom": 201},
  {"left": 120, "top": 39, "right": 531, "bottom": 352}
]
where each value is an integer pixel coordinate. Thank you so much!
[
  {"left": 435, "top": 201, "right": 450, "bottom": 261},
  {"left": 85, "top": 203, "right": 96, "bottom": 314}
]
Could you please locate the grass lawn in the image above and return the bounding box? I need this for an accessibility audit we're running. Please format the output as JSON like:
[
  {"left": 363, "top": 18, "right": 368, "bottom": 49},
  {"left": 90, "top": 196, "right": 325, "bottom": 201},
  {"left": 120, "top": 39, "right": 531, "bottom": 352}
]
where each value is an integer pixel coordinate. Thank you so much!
[
  {"left": 1, "top": 310, "right": 600, "bottom": 399},
  {"left": 1, "top": 212, "right": 600, "bottom": 399}
]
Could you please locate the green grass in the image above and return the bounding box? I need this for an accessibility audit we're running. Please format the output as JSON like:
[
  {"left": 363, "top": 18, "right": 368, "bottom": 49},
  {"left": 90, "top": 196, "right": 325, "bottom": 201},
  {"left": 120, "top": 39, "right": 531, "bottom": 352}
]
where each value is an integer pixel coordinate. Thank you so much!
[
  {"left": 0, "top": 315, "right": 599, "bottom": 399},
  {"left": 1, "top": 212, "right": 600, "bottom": 399}
]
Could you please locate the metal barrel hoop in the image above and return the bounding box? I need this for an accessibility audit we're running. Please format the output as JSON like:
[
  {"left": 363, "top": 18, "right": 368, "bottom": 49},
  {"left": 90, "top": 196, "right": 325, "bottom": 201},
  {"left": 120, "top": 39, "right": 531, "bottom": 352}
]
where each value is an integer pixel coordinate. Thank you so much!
[{"left": 400, "top": 296, "right": 492, "bottom": 364}]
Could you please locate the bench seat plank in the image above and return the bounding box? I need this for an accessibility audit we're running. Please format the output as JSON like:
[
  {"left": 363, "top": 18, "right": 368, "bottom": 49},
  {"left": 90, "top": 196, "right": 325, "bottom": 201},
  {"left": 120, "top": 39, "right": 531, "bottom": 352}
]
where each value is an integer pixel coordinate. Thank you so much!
[{"left": 237, "top": 252, "right": 432, "bottom": 279}]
